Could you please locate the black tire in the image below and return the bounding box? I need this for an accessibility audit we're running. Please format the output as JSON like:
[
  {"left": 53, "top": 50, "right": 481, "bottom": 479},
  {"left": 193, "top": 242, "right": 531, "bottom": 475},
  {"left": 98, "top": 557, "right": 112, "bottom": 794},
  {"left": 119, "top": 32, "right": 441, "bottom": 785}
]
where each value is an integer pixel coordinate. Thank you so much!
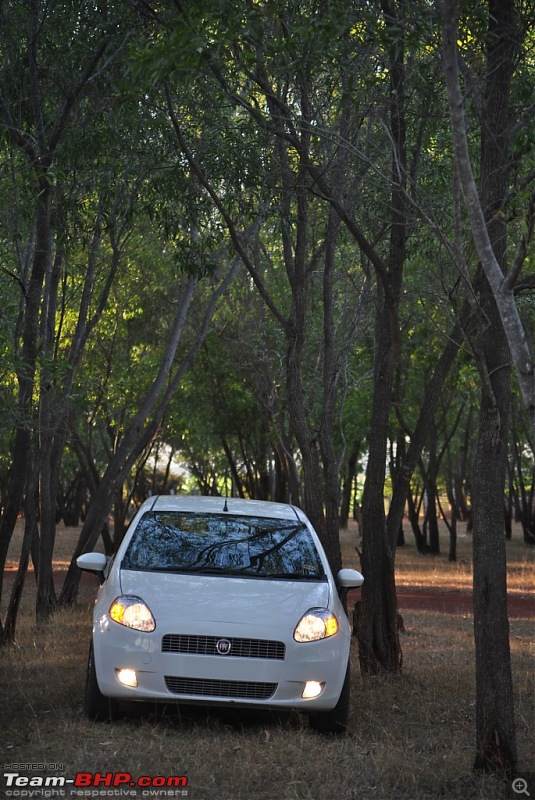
[
  {"left": 308, "top": 661, "right": 351, "bottom": 735},
  {"left": 83, "top": 643, "right": 118, "bottom": 722}
]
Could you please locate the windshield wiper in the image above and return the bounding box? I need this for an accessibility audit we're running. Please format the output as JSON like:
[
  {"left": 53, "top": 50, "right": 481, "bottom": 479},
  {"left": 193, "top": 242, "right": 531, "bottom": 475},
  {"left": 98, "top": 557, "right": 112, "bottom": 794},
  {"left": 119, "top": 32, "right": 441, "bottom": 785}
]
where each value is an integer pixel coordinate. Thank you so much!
[
  {"left": 123, "top": 564, "right": 263, "bottom": 576},
  {"left": 123, "top": 563, "right": 326, "bottom": 580},
  {"left": 265, "top": 572, "right": 325, "bottom": 581},
  {"left": 180, "top": 566, "right": 263, "bottom": 576}
]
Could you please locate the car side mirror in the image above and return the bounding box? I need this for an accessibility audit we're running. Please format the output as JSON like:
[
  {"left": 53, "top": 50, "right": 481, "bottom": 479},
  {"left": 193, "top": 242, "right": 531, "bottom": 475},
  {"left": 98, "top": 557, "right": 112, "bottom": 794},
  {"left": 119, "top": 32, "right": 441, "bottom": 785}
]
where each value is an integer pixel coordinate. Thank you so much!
[
  {"left": 336, "top": 568, "right": 364, "bottom": 603},
  {"left": 77, "top": 552, "right": 108, "bottom": 585}
]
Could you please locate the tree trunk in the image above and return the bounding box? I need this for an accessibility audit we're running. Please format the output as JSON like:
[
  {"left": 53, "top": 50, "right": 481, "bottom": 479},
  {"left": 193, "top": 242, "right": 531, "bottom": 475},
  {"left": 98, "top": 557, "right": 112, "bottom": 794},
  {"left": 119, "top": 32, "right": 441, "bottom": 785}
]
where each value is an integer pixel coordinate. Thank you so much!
[
  {"left": 36, "top": 245, "right": 64, "bottom": 621},
  {"left": 358, "top": 282, "right": 402, "bottom": 675},
  {"left": 357, "top": 0, "right": 406, "bottom": 676},
  {"left": 441, "top": 0, "right": 520, "bottom": 772},
  {"left": 3, "top": 499, "right": 39, "bottom": 643},
  {"left": 441, "top": 0, "right": 535, "bottom": 431},
  {"left": 273, "top": 438, "right": 300, "bottom": 505},
  {"left": 221, "top": 438, "right": 247, "bottom": 498},
  {"left": 0, "top": 177, "right": 52, "bottom": 640},
  {"left": 318, "top": 208, "right": 351, "bottom": 572},
  {"left": 406, "top": 489, "right": 427, "bottom": 553},
  {"left": 423, "top": 420, "right": 440, "bottom": 555},
  {"left": 445, "top": 484, "right": 458, "bottom": 562},
  {"left": 0, "top": 430, "right": 31, "bottom": 644},
  {"left": 340, "top": 437, "right": 361, "bottom": 529},
  {"left": 471, "top": 0, "right": 518, "bottom": 769},
  {"left": 471, "top": 283, "right": 516, "bottom": 772}
]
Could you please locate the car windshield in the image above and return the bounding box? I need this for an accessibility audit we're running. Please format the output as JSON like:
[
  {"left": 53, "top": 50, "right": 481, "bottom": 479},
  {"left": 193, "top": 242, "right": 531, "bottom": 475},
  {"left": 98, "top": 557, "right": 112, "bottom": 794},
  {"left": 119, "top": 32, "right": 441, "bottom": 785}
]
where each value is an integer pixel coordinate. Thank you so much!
[{"left": 121, "top": 511, "right": 326, "bottom": 580}]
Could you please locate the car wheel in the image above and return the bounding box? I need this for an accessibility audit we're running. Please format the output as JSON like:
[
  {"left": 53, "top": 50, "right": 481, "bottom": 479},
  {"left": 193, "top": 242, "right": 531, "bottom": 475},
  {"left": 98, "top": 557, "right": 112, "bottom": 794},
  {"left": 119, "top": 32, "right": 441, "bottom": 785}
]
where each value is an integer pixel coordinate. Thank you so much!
[
  {"left": 84, "top": 643, "right": 118, "bottom": 722},
  {"left": 308, "top": 661, "right": 351, "bottom": 735}
]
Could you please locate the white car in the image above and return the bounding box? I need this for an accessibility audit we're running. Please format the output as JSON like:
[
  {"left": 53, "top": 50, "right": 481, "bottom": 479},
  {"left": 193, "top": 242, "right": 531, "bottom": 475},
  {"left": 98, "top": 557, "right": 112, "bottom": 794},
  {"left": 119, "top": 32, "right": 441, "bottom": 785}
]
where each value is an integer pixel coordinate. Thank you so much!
[{"left": 77, "top": 495, "right": 363, "bottom": 733}]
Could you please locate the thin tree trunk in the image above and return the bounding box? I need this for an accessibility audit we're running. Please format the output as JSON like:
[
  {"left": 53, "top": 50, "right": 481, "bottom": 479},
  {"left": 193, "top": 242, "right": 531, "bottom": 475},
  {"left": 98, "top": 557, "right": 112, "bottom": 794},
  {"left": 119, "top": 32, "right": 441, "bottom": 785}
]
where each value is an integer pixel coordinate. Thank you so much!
[
  {"left": 357, "top": 0, "right": 406, "bottom": 675},
  {"left": 0, "top": 178, "right": 52, "bottom": 641},
  {"left": 221, "top": 438, "right": 247, "bottom": 498},
  {"left": 358, "top": 282, "right": 402, "bottom": 674},
  {"left": 440, "top": 0, "right": 519, "bottom": 772},
  {"left": 340, "top": 437, "right": 361, "bottom": 529},
  {"left": 406, "top": 489, "right": 427, "bottom": 553},
  {"left": 441, "top": 0, "right": 535, "bottom": 432},
  {"left": 471, "top": 287, "right": 516, "bottom": 772}
]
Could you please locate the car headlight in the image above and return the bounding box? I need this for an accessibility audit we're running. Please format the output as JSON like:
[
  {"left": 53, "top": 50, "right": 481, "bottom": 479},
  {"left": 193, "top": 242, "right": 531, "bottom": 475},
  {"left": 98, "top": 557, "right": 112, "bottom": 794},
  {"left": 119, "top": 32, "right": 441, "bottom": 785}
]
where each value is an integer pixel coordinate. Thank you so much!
[
  {"left": 109, "top": 596, "right": 156, "bottom": 632},
  {"left": 294, "top": 608, "right": 339, "bottom": 642}
]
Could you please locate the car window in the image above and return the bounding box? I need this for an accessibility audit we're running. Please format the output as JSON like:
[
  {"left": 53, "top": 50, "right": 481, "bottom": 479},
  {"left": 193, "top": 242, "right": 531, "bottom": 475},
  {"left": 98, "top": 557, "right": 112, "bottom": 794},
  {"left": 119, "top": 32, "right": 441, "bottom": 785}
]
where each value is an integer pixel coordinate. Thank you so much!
[{"left": 121, "top": 511, "right": 326, "bottom": 580}]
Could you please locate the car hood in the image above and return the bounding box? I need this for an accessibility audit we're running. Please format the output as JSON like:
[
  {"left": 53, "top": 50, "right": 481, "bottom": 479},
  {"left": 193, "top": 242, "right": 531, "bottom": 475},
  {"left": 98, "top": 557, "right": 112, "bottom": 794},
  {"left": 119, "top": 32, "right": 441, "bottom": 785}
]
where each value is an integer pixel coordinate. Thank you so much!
[{"left": 119, "top": 569, "right": 332, "bottom": 631}]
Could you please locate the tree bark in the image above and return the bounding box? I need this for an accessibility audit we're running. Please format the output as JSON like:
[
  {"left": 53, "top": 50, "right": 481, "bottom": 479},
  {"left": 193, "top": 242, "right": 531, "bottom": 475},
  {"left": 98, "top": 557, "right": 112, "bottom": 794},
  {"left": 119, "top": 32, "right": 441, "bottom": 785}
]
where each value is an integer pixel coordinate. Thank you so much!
[
  {"left": 0, "top": 176, "right": 52, "bottom": 640},
  {"left": 339, "top": 437, "right": 361, "bottom": 529},
  {"left": 440, "top": 0, "right": 535, "bottom": 434},
  {"left": 440, "top": 0, "right": 520, "bottom": 772},
  {"left": 358, "top": 281, "right": 402, "bottom": 674},
  {"left": 357, "top": 0, "right": 406, "bottom": 675},
  {"left": 471, "top": 277, "right": 517, "bottom": 773}
]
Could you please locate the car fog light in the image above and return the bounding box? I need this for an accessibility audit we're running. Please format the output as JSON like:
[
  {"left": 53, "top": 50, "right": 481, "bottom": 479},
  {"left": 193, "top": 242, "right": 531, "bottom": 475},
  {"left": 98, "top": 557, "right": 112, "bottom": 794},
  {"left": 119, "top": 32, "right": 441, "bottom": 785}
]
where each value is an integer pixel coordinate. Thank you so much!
[
  {"left": 302, "top": 681, "right": 324, "bottom": 699},
  {"left": 116, "top": 668, "right": 138, "bottom": 688}
]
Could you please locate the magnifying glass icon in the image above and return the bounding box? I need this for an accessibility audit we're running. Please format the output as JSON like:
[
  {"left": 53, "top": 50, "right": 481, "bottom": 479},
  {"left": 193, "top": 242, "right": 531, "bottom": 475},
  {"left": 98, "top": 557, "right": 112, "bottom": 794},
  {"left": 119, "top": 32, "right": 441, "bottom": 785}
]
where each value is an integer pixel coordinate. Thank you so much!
[{"left": 513, "top": 778, "right": 531, "bottom": 796}]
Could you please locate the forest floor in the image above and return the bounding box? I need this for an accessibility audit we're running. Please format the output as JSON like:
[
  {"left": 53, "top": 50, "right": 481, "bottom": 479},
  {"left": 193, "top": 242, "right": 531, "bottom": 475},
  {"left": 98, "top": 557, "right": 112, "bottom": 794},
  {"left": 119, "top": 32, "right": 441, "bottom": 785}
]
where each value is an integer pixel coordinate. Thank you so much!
[{"left": 1, "top": 519, "right": 534, "bottom": 800}]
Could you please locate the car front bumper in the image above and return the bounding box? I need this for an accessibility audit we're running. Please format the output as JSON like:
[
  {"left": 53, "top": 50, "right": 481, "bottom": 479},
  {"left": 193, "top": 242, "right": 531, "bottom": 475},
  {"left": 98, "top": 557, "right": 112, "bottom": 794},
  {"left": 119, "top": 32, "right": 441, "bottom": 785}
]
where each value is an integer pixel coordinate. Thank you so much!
[{"left": 92, "top": 615, "right": 351, "bottom": 712}]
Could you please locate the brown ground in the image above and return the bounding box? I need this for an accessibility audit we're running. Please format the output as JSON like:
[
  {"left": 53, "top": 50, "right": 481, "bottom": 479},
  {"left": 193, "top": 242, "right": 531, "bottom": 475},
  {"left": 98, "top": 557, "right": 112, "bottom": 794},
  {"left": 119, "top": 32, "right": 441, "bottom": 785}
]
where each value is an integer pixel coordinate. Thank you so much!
[{"left": 348, "top": 586, "right": 534, "bottom": 617}]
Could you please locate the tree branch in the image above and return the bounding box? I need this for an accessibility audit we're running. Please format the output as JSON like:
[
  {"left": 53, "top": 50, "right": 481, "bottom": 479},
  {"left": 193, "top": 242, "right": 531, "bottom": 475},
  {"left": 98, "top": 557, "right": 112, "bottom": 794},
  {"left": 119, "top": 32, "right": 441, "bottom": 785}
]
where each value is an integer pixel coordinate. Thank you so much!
[
  {"left": 163, "top": 82, "right": 289, "bottom": 331},
  {"left": 439, "top": 0, "right": 535, "bottom": 430},
  {"left": 505, "top": 190, "right": 535, "bottom": 291}
]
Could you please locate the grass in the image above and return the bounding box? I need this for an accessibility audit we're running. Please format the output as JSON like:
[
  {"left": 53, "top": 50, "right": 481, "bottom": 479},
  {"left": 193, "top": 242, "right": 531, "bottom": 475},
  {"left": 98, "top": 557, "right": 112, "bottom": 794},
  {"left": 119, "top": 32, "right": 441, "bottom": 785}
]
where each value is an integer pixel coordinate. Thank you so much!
[{"left": 1, "top": 521, "right": 534, "bottom": 800}]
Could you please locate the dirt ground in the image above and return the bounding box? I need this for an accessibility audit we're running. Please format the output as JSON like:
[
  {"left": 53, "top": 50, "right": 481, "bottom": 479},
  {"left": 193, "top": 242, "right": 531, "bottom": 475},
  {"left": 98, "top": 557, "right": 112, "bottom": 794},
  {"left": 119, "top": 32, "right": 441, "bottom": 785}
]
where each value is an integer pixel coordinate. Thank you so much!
[{"left": 349, "top": 586, "right": 534, "bottom": 617}]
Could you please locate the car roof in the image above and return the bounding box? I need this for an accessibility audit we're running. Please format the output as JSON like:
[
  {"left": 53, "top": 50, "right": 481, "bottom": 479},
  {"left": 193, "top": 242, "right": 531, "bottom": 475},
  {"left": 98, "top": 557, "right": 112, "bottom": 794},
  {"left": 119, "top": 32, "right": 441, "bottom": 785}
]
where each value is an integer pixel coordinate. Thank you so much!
[{"left": 144, "top": 495, "right": 306, "bottom": 522}]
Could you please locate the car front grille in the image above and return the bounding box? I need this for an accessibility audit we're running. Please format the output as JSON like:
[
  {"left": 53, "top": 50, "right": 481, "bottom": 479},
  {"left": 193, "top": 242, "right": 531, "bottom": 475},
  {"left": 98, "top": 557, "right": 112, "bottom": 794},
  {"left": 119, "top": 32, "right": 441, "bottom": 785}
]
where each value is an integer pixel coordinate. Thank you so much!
[
  {"left": 161, "top": 633, "right": 285, "bottom": 660},
  {"left": 164, "top": 676, "right": 277, "bottom": 700}
]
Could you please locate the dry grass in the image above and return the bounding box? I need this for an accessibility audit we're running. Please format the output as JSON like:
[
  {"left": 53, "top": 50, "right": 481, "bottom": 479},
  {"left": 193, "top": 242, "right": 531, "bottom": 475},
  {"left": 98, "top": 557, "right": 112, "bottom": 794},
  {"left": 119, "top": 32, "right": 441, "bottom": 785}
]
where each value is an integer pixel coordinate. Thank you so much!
[
  {"left": 1, "top": 520, "right": 534, "bottom": 800},
  {"left": 1, "top": 607, "right": 533, "bottom": 800}
]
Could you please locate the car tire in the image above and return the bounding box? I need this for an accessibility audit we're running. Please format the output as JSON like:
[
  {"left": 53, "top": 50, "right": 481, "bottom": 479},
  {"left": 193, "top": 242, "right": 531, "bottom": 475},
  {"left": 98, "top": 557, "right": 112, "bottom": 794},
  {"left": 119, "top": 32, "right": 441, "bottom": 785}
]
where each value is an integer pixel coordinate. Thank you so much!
[
  {"left": 308, "top": 661, "right": 351, "bottom": 735},
  {"left": 84, "top": 643, "right": 118, "bottom": 722}
]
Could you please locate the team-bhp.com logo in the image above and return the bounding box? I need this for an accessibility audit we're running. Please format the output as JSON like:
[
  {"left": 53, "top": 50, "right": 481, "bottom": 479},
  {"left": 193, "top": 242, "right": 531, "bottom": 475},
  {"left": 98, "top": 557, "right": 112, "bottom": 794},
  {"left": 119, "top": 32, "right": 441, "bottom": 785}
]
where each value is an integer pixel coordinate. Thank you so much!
[{"left": 3, "top": 771, "right": 189, "bottom": 797}]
